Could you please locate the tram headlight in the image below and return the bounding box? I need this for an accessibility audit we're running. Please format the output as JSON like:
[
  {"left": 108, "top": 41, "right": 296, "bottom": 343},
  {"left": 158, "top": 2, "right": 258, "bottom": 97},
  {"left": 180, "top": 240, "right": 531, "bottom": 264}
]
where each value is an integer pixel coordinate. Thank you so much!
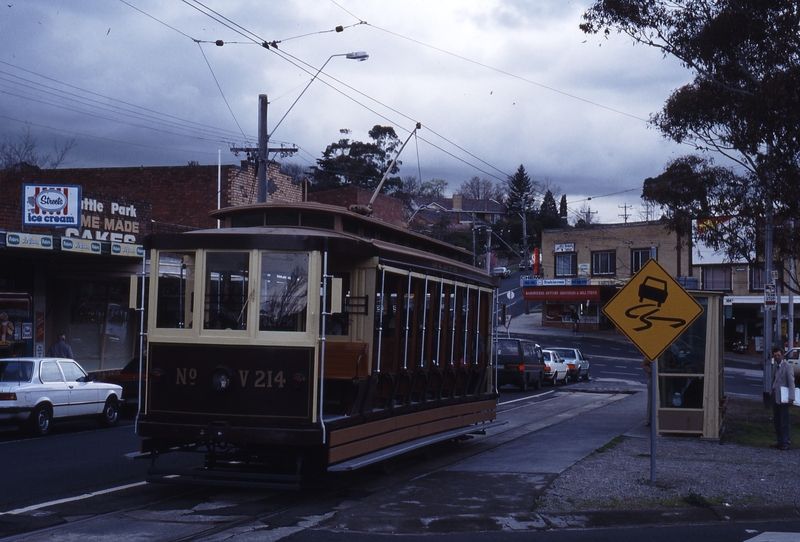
[
  {"left": 150, "top": 368, "right": 165, "bottom": 384},
  {"left": 210, "top": 366, "right": 233, "bottom": 392},
  {"left": 291, "top": 373, "right": 306, "bottom": 389}
]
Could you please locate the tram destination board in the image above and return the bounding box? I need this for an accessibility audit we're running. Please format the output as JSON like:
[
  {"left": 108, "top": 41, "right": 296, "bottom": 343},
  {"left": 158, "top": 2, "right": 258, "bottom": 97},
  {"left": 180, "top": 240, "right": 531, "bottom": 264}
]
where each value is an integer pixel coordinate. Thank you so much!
[{"left": 602, "top": 259, "right": 704, "bottom": 361}]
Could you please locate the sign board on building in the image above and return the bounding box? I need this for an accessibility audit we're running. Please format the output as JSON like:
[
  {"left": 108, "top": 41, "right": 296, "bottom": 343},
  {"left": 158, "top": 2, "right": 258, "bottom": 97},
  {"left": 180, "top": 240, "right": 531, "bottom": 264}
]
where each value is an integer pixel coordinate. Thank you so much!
[
  {"left": 522, "top": 278, "right": 589, "bottom": 287},
  {"left": 523, "top": 286, "right": 601, "bottom": 302},
  {"left": 554, "top": 243, "right": 575, "bottom": 253},
  {"left": 6, "top": 232, "right": 53, "bottom": 250},
  {"left": 111, "top": 242, "right": 145, "bottom": 258},
  {"left": 22, "top": 184, "right": 81, "bottom": 228},
  {"left": 61, "top": 238, "right": 102, "bottom": 254},
  {"left": 602, "top": 258, "right": 704, "bottom": 361}
]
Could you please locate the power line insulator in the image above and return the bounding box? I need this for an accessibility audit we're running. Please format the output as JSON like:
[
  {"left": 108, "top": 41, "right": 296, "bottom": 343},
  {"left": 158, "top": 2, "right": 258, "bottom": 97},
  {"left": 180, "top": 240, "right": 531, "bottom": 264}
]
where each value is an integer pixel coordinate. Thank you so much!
[{"left": 215, "top": 40, "right": 224, "bottom": 46}]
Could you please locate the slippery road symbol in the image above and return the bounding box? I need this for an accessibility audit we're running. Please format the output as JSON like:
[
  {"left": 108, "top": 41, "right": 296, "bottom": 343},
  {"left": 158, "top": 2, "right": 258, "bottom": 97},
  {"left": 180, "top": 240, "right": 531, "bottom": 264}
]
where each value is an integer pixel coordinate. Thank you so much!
[{"left": 624, "top": 275, "right": 687, "bottom": 331}]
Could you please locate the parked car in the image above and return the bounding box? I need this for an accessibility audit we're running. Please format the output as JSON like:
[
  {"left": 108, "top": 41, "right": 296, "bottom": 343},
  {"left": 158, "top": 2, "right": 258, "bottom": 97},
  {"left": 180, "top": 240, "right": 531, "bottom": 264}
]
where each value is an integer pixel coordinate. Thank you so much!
[
  {"left": 496, "top": 338, "right": 545, "bottom": 391},
  {"left": 101, "top": 357, "right": 145, "bottom": 412},
  {"left": 492, "top": 266, "right": 511, "bottom": 279},
  {"left": 545, "top": 347, "right": 590, "bottom": 382},
  {"left": 0, "top": 357, "right": 122, "bottom": 436},
  {"left": 541, "top": 349, "right": 570, "bottom": 385}
]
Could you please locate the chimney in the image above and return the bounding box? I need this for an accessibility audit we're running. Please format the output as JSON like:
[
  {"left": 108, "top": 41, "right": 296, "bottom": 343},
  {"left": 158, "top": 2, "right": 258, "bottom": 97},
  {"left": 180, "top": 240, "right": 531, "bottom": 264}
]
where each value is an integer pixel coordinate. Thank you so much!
[{"left": 452, "top": 193, "right": 463, "bottom": 211}]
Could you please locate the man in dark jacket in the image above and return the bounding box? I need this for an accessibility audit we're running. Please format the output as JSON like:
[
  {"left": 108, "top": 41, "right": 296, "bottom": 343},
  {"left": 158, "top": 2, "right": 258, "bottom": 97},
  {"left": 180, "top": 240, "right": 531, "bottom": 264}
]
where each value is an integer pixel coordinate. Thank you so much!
[
  {"left": 47, "top": 334, "right": 74, "bottom": 358},
  {"left": 770, "top": 346, "right": 795, "bottom": 450}
]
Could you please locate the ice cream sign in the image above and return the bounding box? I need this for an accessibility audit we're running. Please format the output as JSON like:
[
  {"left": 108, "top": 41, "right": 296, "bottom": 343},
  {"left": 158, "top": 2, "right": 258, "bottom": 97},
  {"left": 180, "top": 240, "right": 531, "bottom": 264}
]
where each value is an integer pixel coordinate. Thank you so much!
[{"left": 22, "top": 184, "right": 82, "bottom": 227}]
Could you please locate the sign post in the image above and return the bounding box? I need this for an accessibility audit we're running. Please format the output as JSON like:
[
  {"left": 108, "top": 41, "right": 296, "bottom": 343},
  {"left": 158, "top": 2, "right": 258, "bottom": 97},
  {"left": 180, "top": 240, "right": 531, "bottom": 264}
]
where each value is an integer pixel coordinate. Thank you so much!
[{"left": 602, "top": 258, "right": 704, "bottom": 482}]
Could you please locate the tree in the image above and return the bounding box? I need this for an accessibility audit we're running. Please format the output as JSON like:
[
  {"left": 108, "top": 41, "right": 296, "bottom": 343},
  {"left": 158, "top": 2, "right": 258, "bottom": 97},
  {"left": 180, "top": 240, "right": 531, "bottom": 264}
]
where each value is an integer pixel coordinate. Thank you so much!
[
  {"left": 539, "top": 190, "right": 561, "bottom": 229},
  {"left": 459, "top": 176, "right": 504, "bottom": 201},
  {"left": 420, "top": 178, "right": 448, "bottom": 199},
  {"left": 559, "top": 194, "right": 568, "bottom": 218},
  {"left": 279, "top": 162, "right": 309, "bottom": 184},
  {"left": 1, "top": 126, "right": 75, "bottom": 170},
  {"left": 310, "top": 125, "right": 403, "bottom": 193},
  {"left": 581, "top": 0, "right": 800, "bottom": 264},
  {"left": 505, "top": 165, "right": 538, "bottom": 214}
]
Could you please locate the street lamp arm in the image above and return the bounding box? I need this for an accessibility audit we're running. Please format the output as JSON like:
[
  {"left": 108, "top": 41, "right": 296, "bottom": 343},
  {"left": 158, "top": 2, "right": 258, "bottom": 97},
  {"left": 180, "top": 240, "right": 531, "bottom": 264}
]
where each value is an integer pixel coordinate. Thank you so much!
[{"left": 269, "top": 51, "right": 369, "bottom": 139}]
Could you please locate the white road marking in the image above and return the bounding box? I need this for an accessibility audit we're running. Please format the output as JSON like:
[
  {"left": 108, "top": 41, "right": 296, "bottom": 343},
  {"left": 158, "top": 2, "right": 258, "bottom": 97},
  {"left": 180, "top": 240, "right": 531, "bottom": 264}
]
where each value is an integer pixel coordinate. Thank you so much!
[{"left": 0, "top": 481, "right": 147, "bottom": 515}]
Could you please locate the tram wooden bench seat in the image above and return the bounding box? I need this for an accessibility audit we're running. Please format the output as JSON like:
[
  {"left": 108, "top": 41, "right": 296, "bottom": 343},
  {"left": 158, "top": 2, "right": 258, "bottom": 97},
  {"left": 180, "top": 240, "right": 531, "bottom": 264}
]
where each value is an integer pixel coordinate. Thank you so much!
[{"left": 322, "top": 342, "right": 370, "bottom": 381}]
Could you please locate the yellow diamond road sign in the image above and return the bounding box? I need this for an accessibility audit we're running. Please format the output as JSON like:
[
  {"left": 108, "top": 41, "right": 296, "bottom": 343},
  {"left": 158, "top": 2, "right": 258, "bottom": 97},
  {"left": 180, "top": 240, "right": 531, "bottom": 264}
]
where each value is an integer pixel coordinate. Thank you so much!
[{"left": 602, "top": 259, "right": 704, "bottom": 361}]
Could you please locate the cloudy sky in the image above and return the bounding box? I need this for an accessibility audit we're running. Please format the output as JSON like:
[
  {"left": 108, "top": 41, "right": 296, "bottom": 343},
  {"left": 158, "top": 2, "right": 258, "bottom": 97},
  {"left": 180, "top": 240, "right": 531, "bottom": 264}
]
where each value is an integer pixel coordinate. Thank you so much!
[{"left": 1, "top": 1, "right": 693, "bottom": 223}]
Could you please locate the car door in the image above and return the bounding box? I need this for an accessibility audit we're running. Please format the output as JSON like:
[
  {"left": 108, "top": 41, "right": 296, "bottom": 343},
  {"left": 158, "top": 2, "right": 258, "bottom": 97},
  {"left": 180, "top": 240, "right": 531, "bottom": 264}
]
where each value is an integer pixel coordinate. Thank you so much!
[
  {"left": 59, "top": 360, "right": 100, "bottom": 416},
  {"left": 38, "top": 360, "right": 70, "bottom": 419}
]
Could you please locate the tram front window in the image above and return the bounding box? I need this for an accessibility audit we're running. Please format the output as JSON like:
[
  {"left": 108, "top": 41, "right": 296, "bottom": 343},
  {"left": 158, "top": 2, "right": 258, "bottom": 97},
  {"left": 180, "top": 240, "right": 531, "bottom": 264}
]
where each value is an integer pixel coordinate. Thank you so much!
[
  {"left": 260, "top": 253, "right": 308, "bottom": 332},
  {"left": 156, "top": 252, "right": 196, "bottom": 329},
  {"left": 204, "top": 252, "right": 250, "bottom": 330}
]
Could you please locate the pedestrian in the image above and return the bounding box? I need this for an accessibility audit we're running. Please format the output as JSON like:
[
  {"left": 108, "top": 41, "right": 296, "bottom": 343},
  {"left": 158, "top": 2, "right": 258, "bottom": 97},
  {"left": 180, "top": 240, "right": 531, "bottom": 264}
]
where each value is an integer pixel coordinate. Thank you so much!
[
  {"left": 47, "top": 333, "right": 74, "bottom": 358},
  {"left": 572, "top": 310, "right": 580, "bottom": 334},
  {"left": 641, "top": 357, "right": 652, "bottom": 426},
  {"left": 770, "top": 346, "right": 794, "bottom": 450}
]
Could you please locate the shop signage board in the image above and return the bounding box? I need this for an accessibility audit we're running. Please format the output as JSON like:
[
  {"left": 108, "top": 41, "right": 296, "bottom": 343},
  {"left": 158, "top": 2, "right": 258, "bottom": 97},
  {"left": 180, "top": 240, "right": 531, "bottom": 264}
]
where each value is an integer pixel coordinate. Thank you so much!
[
  {"left": 6, "top": 232, "right": 53, "bottom": 250},
  {"left": 111, "top": 242, "right": 145, "bottom": 258},
  {"left": 602, "top": 259, "right": 704, "bottom": 361},
  {"left": 61, "top": 238, "right": 102, "bottom": 254},
  {"left": 22, "top": 184, "right": 81, "bottom": 228}
]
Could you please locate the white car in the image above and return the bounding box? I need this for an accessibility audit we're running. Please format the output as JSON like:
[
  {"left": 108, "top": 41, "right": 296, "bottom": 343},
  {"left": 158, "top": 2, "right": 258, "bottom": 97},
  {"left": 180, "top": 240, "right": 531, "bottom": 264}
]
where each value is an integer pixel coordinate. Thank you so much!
[
  {"left": 542, "top": 349, "right": 570, "bottom": 385},
  {"left": 546, "top": 347, "right": 590, "bottom": 382},
  {"left": 492, "top": 266, "right": 511, "bottom": 278},
  {"left": 0, "top": 357, "right": 122, "bottom": 436}
]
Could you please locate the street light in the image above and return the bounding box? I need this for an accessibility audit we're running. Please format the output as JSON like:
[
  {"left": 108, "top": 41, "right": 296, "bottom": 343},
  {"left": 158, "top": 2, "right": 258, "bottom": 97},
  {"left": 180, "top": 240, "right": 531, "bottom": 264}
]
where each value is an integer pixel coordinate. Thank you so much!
[
  {"left": 257, "top": 51, "right": 368, "bottom": 202},
  {"left": 269, "top": 51, "right": 369, "bottom": 139}
]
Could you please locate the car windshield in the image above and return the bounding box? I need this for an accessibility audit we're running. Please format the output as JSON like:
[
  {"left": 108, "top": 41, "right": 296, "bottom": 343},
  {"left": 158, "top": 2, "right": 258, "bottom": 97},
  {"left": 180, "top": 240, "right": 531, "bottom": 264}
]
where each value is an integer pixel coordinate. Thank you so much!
[
  {"left": 0, "top": 361, "right": 33, "bottom": 382},
  {"left": 497, "top": 341, "right": 519, "bottom": 356},
  {"left": 550, "top": 348, "right": 574, "bottom": 359}
]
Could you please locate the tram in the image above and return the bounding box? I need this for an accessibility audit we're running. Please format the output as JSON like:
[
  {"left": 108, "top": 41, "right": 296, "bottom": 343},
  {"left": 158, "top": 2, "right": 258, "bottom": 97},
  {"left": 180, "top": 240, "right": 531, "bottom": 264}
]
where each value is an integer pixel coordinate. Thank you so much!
[{"left": 136, "top": 201, "right": 499, "bottom": 487}]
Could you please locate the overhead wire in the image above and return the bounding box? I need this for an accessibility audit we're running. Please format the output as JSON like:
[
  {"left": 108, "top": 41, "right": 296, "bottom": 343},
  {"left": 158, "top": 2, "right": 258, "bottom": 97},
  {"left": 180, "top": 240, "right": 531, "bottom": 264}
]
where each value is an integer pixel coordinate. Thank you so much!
[{"left": 109, "top": 1, "right": 659, "bottom": 202}]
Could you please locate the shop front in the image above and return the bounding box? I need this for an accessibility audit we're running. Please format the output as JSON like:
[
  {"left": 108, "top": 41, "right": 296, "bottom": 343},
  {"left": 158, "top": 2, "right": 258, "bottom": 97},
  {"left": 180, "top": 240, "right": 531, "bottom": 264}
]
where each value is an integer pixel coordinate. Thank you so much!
[
  {"left": 0, "top": 185, "right": 148, "bottom": 372},
  {"left": 522, "top": 278, "right": 619, "bottom": 332}
]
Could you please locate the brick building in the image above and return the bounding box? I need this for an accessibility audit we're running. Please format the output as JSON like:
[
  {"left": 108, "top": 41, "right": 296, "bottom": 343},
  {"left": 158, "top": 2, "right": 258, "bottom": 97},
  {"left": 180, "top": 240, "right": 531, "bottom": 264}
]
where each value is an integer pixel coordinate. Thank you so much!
[
  {"left": 0, "top": 161, "right": 302, "bottom": 370},
  {"left": 534, "top": 221, "right": 683, "bottom": 332},
  {"left": 536, "top": 219, "right": 797, "bottom": 352}
]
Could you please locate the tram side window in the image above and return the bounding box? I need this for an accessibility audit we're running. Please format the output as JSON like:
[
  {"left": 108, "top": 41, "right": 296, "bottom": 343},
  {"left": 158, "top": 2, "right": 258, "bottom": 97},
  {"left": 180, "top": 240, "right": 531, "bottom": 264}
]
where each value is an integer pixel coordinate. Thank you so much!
[
  {"left": 205, "top": 252, "right": 250, "bottom": 330},
  {"left": 156, "top": 252, "right": 196, "bottom": 329},
  {"left": 260, "top": 253, "right": 308, "bottom": 332}
]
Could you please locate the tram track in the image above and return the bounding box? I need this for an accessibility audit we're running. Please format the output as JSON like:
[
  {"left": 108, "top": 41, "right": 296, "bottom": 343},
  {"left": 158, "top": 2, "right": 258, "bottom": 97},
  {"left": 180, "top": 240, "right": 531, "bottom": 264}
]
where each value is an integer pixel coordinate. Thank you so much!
[{"left": 2, "top": 390, "right": 631, "bottom": 541}]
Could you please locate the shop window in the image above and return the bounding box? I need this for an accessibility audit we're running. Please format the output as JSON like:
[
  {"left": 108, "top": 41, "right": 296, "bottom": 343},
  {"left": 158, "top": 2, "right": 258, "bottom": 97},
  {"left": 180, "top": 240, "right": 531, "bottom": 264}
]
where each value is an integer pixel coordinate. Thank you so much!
[
  {"left": 555, "top": 253, "right": 577, "bottom": 277},
  {"left": 156, "top": 252, "right": 196, "bottom": 329},
  {"left": 658, "top": 297, "right": 707, "bottom": 409},
  {"left": 591, "top": 251, "right": 616, "bottom": 275},
  {"left": 749, "top": 264, "right": 781, "bottom": 292},
  {"left": 259, "top": 253, "right": 308, "bottom": 332},
  {"left": 702, "top": 266, "right": 731, "bottom": 290},
  {"left": 205, "top": 252, "right": 250, "bottom": 330},
  {"left": 631, "top": 248, "right": 654, "bottom": 274}
]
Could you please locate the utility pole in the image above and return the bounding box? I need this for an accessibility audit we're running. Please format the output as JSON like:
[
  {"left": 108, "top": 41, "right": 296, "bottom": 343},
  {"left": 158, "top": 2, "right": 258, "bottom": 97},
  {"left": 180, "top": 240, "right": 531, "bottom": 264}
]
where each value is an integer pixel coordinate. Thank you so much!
[
  {"left": 618, "top": 204, "right": 631, "bottom": 223},
  {"left": 257, "top": 94, "right": 268, "bottom": 203},
  {"left": 229, "top": 95, "right": 298, "bottom": 204},
  {"left": 764, "top": 204, "right": 774, "bottom": 407}
]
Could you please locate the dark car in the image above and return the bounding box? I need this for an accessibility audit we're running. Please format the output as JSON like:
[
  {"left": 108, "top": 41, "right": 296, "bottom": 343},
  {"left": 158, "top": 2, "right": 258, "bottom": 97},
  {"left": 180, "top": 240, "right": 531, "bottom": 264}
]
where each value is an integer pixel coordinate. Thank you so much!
[
  {"left": 496, "top": 338, "right": 545, "bottom": 391},
  {"left": 101, "top": 357, "right": 145, "bottom": 412}
]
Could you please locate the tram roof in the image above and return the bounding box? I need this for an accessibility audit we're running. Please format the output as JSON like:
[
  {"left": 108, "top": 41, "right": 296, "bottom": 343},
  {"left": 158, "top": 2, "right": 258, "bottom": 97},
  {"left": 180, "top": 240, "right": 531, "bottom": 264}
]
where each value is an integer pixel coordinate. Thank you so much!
[{"left": 148, "top": 202, "right": 495, "bottom": 285}]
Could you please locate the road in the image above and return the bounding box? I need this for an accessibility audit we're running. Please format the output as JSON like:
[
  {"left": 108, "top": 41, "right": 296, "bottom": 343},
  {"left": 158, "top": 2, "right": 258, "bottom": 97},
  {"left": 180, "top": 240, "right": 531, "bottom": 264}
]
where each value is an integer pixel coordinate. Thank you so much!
[{"left": 495, "top": 270, "right": 765, "bottom": 399}]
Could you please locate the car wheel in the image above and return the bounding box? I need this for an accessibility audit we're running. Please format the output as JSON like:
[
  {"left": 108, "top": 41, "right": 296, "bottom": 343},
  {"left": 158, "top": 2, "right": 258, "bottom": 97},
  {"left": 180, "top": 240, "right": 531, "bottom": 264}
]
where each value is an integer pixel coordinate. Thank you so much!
[
  {"left": 551, "top": 372, "right": 558, "bottom": 385},
  {"left": 519, "top": 377, "right": 528, "bottom": 392},
  {"left": 582, "top": 370, "right": 590, "bottom": 381},
  {"left": 30, "top": 404, "right": 53, "bottom": 436},
  {"left": 98, "top": 398, "right": 120, "bottom": 428}
]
